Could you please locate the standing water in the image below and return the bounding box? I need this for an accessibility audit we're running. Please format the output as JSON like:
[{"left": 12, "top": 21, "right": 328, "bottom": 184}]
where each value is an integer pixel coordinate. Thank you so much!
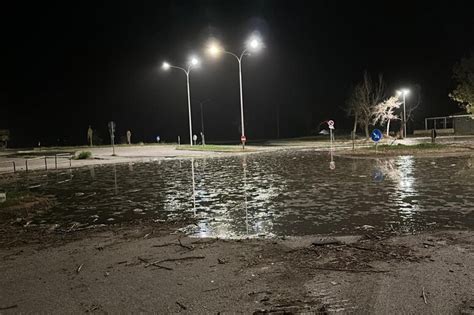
[{"left": 1, "top": 150, "right": 473, "bottom": 238}]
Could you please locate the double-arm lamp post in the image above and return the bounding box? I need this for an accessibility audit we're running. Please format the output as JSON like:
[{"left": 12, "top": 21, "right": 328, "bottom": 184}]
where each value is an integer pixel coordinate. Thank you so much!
[
  {"left": 206, "top": 36, "right": 262, "bottom": 148},
  {"left": 162, "top": 57, "right": 200, "bottom": 146}
]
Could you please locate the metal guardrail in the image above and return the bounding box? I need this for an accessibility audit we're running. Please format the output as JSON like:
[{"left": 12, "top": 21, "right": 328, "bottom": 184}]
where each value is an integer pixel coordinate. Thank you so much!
[
  {"left": 26, "top": 154, "right": 73, "bottom": 172},
  {"left": 0, "top": 153, "right": 74, "bottom": 174},
  {"left": 0, "top": 160, "right": 16, "bottom": 173}
]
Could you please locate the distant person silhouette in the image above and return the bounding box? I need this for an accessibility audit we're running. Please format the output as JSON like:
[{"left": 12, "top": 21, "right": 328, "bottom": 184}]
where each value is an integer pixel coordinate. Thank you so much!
[
  {"left": 126, "top": 130, "right": 132, "bottom": 145},
  {"left": 87, "top": 126, "right": 93, "bottom": 146}
]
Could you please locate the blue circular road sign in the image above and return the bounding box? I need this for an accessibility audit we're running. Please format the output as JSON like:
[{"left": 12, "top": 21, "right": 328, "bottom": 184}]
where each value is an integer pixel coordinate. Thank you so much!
[{"left": 371, "top": 129, "right": 383, "bottom": 142}]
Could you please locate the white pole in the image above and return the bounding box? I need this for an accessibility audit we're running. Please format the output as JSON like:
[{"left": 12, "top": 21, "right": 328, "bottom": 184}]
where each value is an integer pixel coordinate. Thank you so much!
[
  {"left": 186, "top": 72, "right": 193, "bottom": 146},
  {"left": 329, "top": 128, "right": 333, "bottom": 150},
  {"left": 403, "top": 93, "right": 407, "bottom": 139},
  {"left": 191, "top": 158, "right": 196, "bottom": 216},
  {"left": 238, "top": 59, "right": 245, "bottom": 149}
]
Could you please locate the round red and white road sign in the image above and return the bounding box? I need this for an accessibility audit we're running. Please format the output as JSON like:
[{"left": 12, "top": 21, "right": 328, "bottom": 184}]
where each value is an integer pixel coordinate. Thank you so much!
[
  {"left": 241, "top": 135, "right": 247, "bottom": 142},
  {"left": 327, "top": 120, "right": 334, "bottom": 127}
]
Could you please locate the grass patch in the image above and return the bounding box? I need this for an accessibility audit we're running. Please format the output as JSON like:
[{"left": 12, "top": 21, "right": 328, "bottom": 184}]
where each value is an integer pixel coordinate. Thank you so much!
[
  {"left": 176, "top": 144, "right": 246, "bottom": 152},
  {"left": 0, "top": 191, "right": 35, "bottom": 210},
  {"left": 376, "top": 143, "right": 446, "bottom": 150},
  {"left": 76, "top": 151, "right": 92, "bottom": 159}
]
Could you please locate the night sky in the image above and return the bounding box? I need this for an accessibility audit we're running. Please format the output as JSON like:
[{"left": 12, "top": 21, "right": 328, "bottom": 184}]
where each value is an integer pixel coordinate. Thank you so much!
[{"left": 3, "top": 1, "right": 473, "bottom": 147}]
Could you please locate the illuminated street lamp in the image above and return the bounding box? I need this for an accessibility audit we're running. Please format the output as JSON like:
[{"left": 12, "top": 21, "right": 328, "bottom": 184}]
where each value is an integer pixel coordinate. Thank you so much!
[
  {"left": 162, "top": 57, "right": 200, "bottom": 145},
  {"left": 396, "top": 89, "right": 410, "bottom": 138},
  {"left": 207, "top": 35, "right": 263, "bottom": 148}
]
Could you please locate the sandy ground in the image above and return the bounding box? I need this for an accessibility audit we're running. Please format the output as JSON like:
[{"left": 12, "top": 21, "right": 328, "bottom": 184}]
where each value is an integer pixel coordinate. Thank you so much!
[
  {"left": 1, "top": 136, "right": 473, "bottom": 173},
  {"left": 0, "top": 144, "right": 289, "bottom": 173},
  {"left": 0, "top": 218, "right": 472, "bottom": 314}
]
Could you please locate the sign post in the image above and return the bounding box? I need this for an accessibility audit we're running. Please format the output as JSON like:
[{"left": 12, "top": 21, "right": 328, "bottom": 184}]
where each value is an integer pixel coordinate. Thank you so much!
[
  {"left": 108, "top": 121, "right": 116, "bottom": 156},
  {"left": 327, "top": 120, "right": 335, "bottom": 149},
  {"left": 241, "top": 135, "right": 246, "bottom": 150},
  {"left": 370, "top": 128, "right": 383, "bottom": 154}
]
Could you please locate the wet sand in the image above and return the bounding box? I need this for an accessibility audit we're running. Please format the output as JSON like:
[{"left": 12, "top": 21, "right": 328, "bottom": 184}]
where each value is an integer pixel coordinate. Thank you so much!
[{"left": 0, "top": 219, "right": 472, "bottom": 314}]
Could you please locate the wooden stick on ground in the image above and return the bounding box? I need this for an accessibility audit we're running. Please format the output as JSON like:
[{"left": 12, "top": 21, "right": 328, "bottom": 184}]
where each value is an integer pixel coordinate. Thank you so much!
[
  {"left": 178, "top": 238, "right": 193, "bottom": 250},
  {"left": 422, "top": 286, "right": 428, "bottom": 304},
  {"left": 138, "top": 256, "right": 173, "bottom": 270}
]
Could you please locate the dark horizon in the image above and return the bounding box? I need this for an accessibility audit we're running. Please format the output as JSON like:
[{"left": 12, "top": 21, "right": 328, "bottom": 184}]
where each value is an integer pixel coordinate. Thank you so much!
[{"left": 3, "top": 0, "right": 473, "bottom": 147}]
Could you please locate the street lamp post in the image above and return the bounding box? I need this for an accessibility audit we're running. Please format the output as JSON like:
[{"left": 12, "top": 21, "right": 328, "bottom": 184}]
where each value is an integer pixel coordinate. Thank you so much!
[
  {"left": 162, "top": 57, "right": 200, "bottom": 146},
  {"left": 207, "top": 36, "right": 262, "bottom": 149},
  {"left": 198, "top": 99, "right": 211, "bottom": 144},
  {"left": 397, "top": 89, "right": 410, "bottom": 139}
]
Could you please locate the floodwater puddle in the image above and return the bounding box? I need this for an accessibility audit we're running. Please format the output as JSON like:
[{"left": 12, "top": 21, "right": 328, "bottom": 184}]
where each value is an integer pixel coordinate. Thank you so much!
[{"left": 1, "top": 151, "right": 473, "bottom": 238}]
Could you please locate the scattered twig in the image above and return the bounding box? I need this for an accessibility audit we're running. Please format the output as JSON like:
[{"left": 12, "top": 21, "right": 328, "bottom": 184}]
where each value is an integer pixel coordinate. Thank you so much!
[
  {"left": 422, "top": 287, "right": 428, "bottom": 304},
  {"left": 346, "top": 245, "right": 391, "bottom": 254},
  {"left": 422, "top": 242, "right": 436, "bottom": 247},
  {"left": 149, "top": 263, "right": 173, "bottom": 271},
  {"left": 137, "top": 256, "right": 149, "bottom": 264},
  {"left": 76, "top": 263, "right": 84, "bottom": 274},
  {"left": 138, "top": 256, "right": 173, "bottom": 270},
  {"left": 176, "top": 301, "right": 187, "bottom": 310},
  {"left": 0, "top": 305, "right": 18, "bottom": 310},
  {"left": 152, "top": 243, "right": 178, "bottom": 248},
  {"left": 312, "top": 239, "right": 341, "bottom": 246},
  {"left": 249, "top": 290, "right": 272, "bottom": 296},
  {"left": 203, "top": 287, "right": 220, "bottom": 292},
  {"left": 178, "top": 238, "right": 193, "bottom": 250},
  {"left": 67, "top": 223, "right": 78, "bottom": 233}
]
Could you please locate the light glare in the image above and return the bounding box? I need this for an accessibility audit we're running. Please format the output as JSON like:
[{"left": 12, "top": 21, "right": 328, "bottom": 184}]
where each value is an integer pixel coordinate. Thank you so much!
[
  {"left": 190, "top": 57, "right": 199, "bottom": 66},
  {"left": 207, "top": 43, "right": 222, "bottom": 57},
  {"left": 162, "top": 62, "right": 170, "bottom": 70},
  {"left": 247, "top": 35, "right": 262, "bottom": 51}
]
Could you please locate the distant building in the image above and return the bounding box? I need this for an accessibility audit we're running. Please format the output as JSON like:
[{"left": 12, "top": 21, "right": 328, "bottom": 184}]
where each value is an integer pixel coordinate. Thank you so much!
[
  {"left": 414, "top": 114, "right": 474, "bottom": 136},
  {"left": 453, "top": 115, "right": 474, "bottom": 134},
  {"left": 0, "top": 129, "right": 9, "bottom": 148}
]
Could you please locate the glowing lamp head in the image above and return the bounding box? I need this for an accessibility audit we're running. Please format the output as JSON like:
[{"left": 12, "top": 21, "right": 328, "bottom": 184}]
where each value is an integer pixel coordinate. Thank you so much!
[
  {"left": 247, "top": 35, "right": 262, "bottom": 51},
  {"left": 162, "top": 62, "right": 170, "bottom": 70},
  {"left": 396, "top": 89, "right": 410, "bottom": 97},
  {"left": 207, "top": 43, "right": 222, "bottom": 57},
  {"left": 190, "top": 56, "right": 199, "bottom": 66}
]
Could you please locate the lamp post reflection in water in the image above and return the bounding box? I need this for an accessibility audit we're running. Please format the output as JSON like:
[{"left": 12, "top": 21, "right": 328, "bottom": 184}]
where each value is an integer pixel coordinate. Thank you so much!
[
  {"left": 89, "top": 165, "right": 95, "bottom": 179},
  {"left": 242, "top": 155, "right": 249, "bottom": 235},
  {"left": 329, "top": 149, "right": 336, "bottom": 170},
  {"left": 113, "top": 165, "right": 118, "bottom": 195},
  {"left": 191, "top": 158, "right": 196, "bottom": 216}
]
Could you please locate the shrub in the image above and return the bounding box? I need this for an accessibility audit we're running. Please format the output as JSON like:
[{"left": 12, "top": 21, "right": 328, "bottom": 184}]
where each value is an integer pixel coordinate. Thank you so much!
[{"left": 76, "top": 151, "right": 92, "bottom": 159}]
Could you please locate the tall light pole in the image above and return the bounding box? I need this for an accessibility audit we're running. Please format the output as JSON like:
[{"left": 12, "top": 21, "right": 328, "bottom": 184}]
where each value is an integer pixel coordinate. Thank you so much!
[
  {"left": 396, "top": 89, "right": 410, "bottom": 138},
  {"left": 198, "top": 98, "right": 212, "bottom": 138},
  {"left": 162, "top": 57, "right": 200, "bottom": 145},
  {"left": 207, "top": 35, "right": 263, "bottom": 149}
]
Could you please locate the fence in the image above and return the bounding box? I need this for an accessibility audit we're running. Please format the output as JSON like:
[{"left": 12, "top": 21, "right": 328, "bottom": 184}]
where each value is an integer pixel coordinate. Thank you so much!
[
  {"left": 0, "top": 153, "right": 73, "bottom": 174},
  {"left": 0, "top": 160, "right": 16, "bottom": 173}
]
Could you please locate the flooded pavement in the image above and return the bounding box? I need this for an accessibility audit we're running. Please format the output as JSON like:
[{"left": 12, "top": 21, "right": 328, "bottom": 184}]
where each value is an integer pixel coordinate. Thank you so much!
[{"left": 1, "top": 150, "right": 473, "bottom": 238}]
